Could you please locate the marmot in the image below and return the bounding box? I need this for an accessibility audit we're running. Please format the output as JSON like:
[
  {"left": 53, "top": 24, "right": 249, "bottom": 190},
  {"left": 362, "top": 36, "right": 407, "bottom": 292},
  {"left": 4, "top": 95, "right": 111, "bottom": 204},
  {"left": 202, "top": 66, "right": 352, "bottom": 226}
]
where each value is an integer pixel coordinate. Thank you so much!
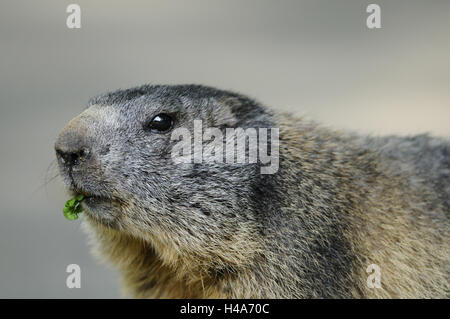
[{"left": 55, "top": 84, "right": 449, "bottom": 298}]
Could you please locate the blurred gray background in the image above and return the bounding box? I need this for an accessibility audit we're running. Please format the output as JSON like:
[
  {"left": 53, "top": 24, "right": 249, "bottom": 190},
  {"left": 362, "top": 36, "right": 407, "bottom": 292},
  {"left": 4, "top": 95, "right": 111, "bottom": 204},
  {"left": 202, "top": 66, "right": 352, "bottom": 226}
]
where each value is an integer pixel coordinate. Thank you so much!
[{"left": 0, "top": 0, "right": 449, "bottom": 298}]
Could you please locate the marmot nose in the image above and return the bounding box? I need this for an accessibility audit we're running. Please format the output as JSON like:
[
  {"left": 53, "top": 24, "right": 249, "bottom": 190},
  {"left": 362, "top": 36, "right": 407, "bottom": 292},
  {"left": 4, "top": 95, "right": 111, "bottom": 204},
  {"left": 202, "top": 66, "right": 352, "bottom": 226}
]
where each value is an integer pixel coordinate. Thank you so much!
[
  {"left": 55, "top": 147, "right": 89, "bottom": 167},
  {"left": 55, "top": 123, "right": 91, "bottom": 168}
]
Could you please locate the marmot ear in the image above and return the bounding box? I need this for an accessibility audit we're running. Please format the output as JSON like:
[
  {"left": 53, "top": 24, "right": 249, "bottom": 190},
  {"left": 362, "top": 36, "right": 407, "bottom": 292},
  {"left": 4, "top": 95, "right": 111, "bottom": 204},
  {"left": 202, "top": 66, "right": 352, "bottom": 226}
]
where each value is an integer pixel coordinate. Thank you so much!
[{"left": 205, "top": 97, "right": 239, "bottom": 127}]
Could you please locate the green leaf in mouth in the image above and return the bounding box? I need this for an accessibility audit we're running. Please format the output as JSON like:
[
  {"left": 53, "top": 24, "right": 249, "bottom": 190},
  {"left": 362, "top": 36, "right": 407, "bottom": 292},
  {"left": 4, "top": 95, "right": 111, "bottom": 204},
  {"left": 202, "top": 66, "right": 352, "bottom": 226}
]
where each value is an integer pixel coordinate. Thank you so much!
[{"left": 63, "top": 195, "right": 85, "bottom": 221}]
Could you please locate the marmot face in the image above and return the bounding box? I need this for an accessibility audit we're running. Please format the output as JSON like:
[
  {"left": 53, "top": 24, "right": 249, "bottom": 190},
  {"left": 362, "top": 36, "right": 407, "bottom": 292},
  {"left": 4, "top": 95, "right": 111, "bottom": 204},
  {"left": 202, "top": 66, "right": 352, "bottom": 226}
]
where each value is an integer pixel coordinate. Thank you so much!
[{"left": 55, "top": 85, "right": 268, "bottom": 260}]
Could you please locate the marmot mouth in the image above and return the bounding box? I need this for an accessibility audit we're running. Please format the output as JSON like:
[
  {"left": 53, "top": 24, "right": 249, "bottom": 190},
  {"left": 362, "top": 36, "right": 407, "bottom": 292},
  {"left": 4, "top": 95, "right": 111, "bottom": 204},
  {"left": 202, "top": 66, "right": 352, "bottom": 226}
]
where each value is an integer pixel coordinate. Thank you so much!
[
  {"left": 68, "top": 189, "right": 108, "bottom": 201},
  {"left": 67, "top": 181, "right": 114, "bottom": 202},
  {"left": 68, "top": 188, "right": 122, "bottom": 226},
  {"left": 68, "top": 186, "right": 118, "bottom": 210}
]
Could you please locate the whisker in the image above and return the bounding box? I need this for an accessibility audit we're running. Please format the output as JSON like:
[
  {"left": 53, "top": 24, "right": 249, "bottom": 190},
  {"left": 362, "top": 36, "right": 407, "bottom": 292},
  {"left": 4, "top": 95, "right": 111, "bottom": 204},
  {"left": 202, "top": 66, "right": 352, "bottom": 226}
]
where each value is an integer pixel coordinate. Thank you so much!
[{"left": 32, "top": 159, "right": 60, "bottom": 196}]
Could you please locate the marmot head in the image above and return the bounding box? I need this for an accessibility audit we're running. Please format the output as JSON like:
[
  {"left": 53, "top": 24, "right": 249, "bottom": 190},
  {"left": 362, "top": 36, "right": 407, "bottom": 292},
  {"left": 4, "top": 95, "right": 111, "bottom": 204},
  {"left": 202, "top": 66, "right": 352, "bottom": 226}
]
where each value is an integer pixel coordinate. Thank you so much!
[{"left": 55, "top": 84, "right": 276, "bottom": 267}]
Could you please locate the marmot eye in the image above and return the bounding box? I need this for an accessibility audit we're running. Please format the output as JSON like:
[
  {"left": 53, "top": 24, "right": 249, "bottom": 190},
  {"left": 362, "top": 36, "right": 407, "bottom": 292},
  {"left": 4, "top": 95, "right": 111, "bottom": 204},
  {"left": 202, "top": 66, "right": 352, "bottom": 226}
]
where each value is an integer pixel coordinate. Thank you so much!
[{"left": 146, "top": 114, "right": 174, "bottom": 133}]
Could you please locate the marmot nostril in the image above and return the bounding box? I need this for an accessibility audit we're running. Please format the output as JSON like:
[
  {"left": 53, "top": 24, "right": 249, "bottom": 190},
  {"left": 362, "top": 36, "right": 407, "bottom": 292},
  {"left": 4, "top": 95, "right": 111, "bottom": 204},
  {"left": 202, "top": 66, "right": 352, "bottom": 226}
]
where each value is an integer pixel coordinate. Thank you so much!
[{"left": 56, "top": 148, "right": 88, "bottom": 166}]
